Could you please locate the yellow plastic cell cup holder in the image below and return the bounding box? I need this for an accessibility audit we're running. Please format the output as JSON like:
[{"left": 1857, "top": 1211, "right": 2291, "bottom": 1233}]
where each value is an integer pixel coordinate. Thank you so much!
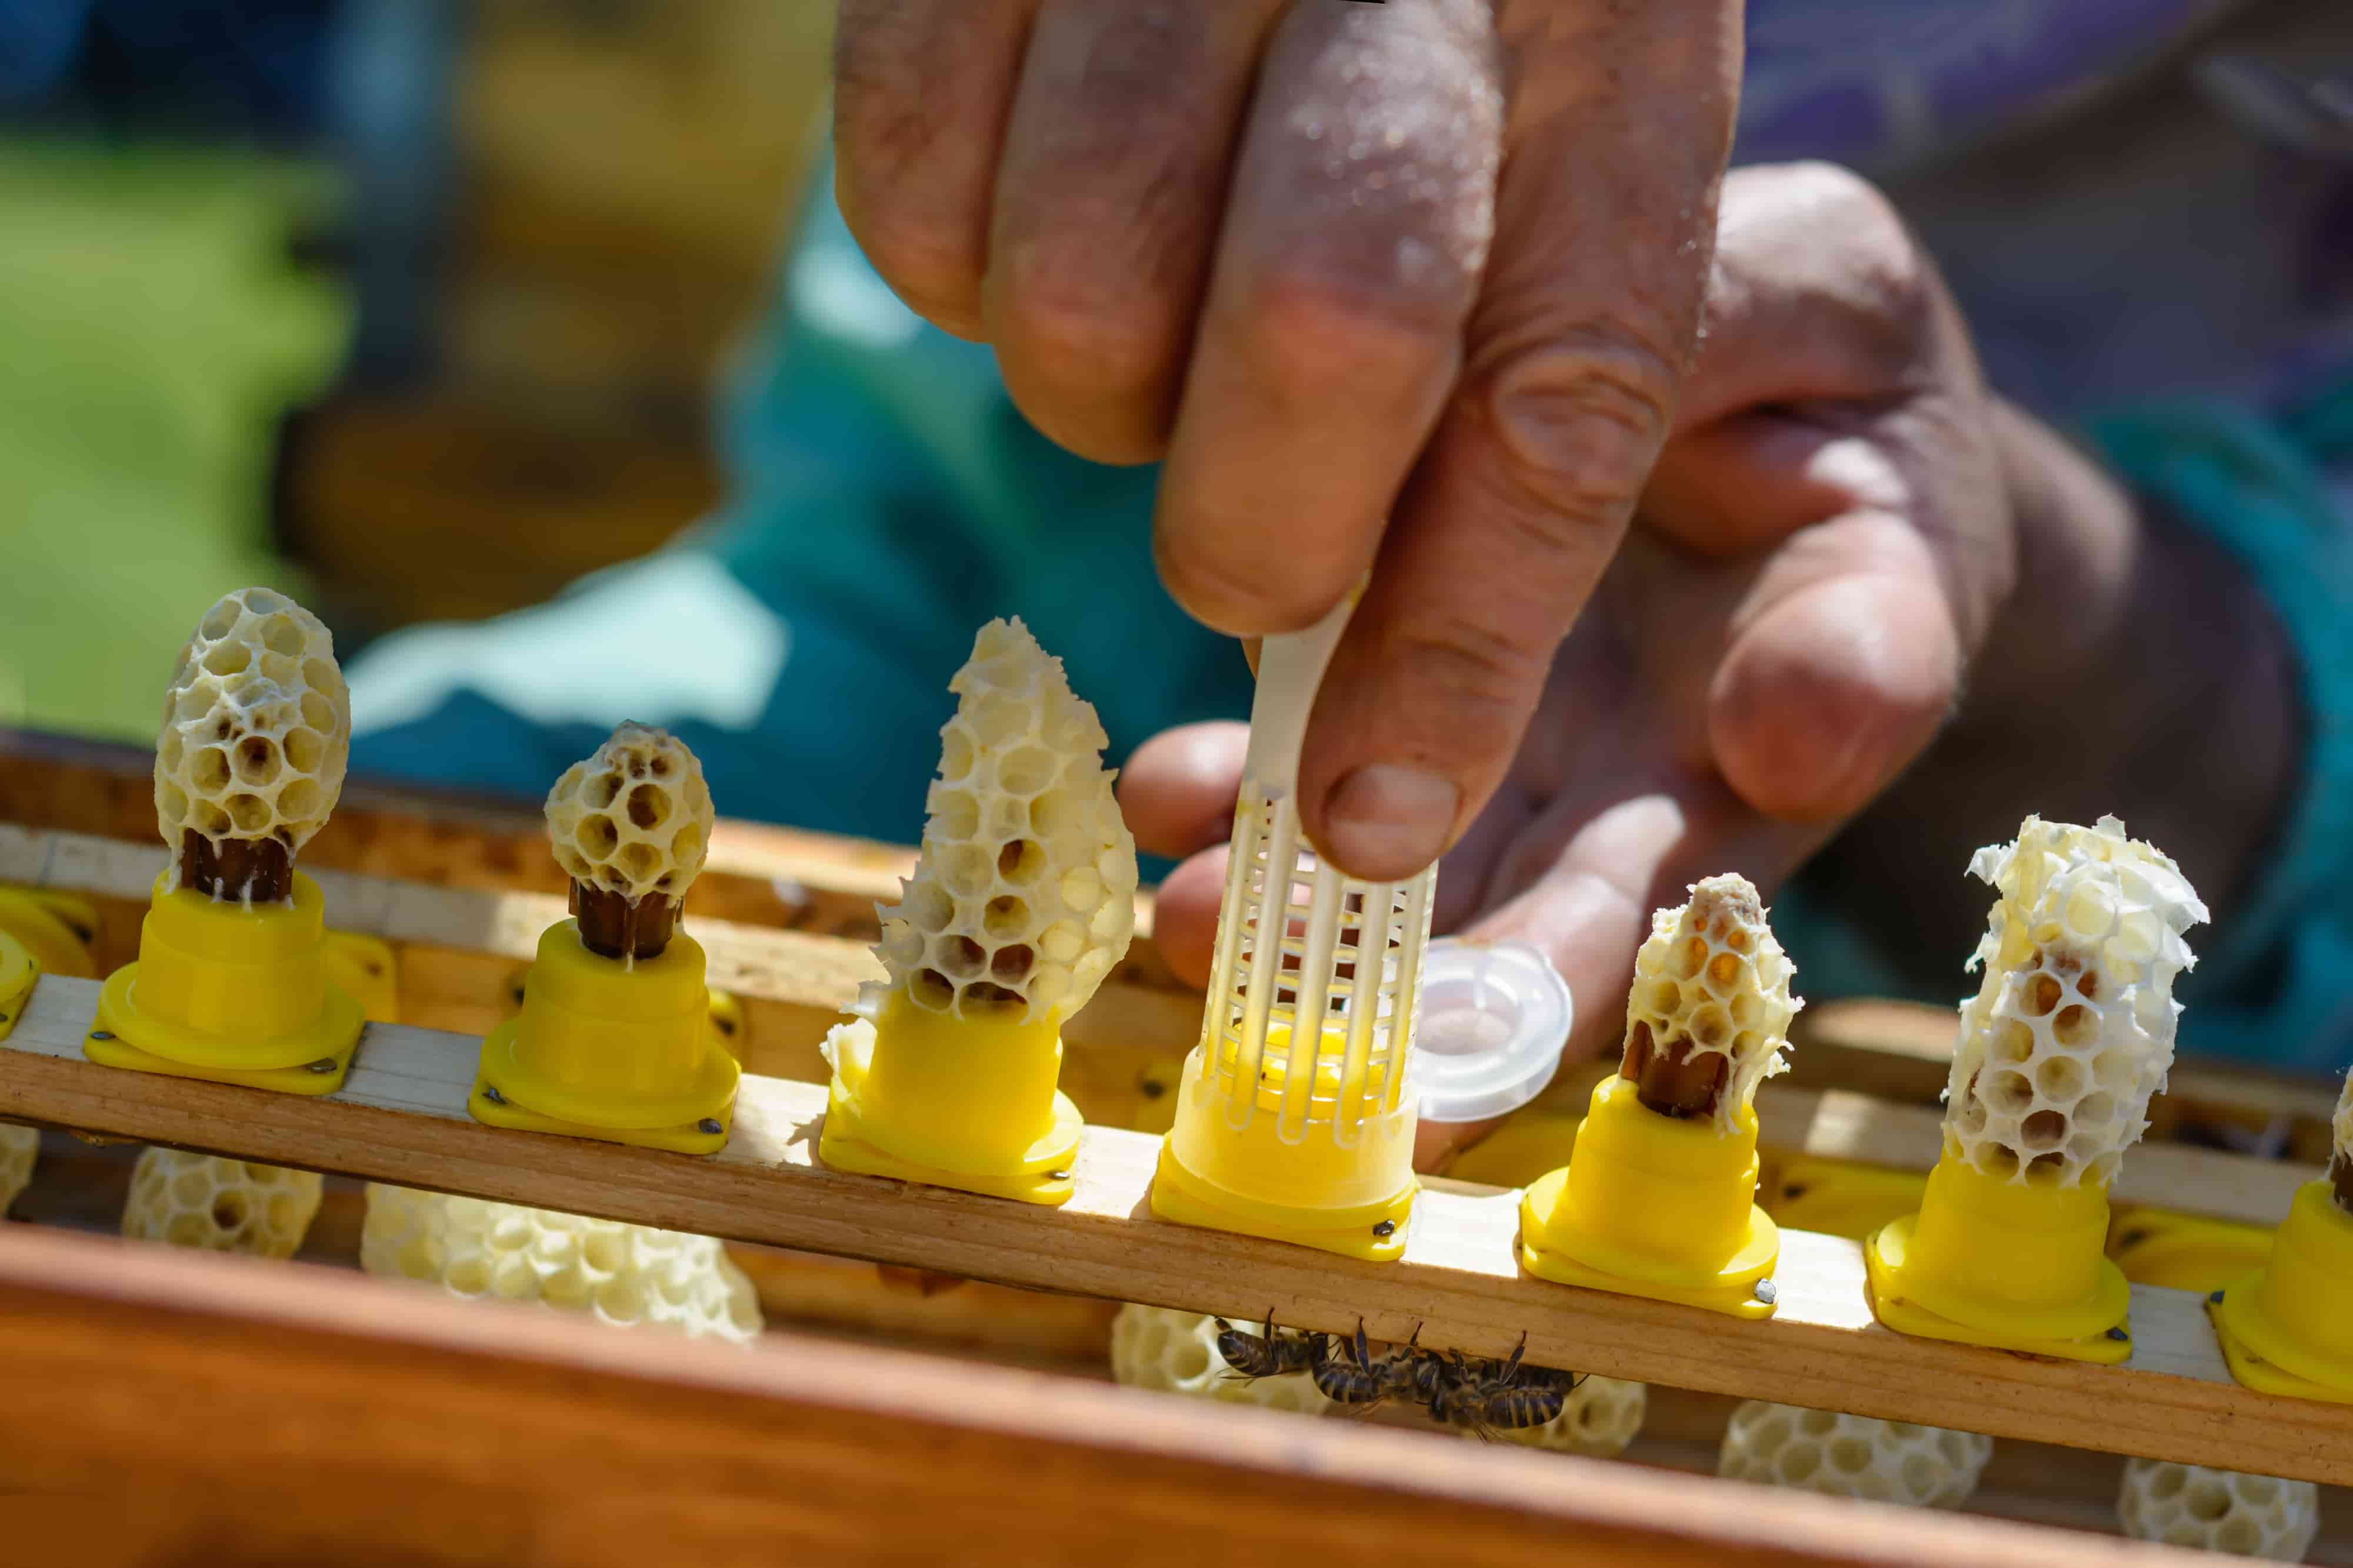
[
  {"left": 472, "top": 920, "right": 739, "bottom": 1156},
  {"left": 322, "top": 931, "right": 399, "bottom": 1025},
  {"left": 88, "top": 872, "right": 366, "bottom": 1096},
  {"left": 0, "top": 885, "right": 99, "bottom": 980},
  {"left": 1864, "top": 1151, "right": 2132, "bottom": 1364},
  {"left": 1518, "top": 1075, "right": 1779, "bottom": 1320},
  {"left": 2108, "top": 1205, "right": 2274, "bottom": 1293},
  {"left": 820, "top": 990, "right": 1082, "bottom": 1207},
  {"left": 1765, "top": 1155, "right": 1930, "bottom": 1243},
  {"left": 500, "top": 958, "right": 744, "bottom": 1061},
  {"left": 1149, "top": 1028, "right": 1418, "bottom": 1263},
  {"left": 2208, "top": 1181, "right": 2353, "bottom": 1404},
  {"left": 0, "top": 928, "right": 36, "bottom": 1042}
]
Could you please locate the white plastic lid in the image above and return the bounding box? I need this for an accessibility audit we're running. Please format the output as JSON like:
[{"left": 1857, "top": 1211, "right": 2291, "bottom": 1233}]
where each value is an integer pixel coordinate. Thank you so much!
[{"left": 1412, "top": 937, "right": 1574, "bottom": 1125}]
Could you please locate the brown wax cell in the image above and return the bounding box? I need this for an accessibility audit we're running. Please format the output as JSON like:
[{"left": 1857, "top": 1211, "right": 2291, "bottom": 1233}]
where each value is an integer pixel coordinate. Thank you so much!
[
  {"left": 179, "top": 832, "right": 292, "bottom": 903},
  {"left": 1619, "top": 1020, "right": 1730, "bottom": 1119},
  {"left": 2332, "top": 1152, "right": 2352, "bottom": 1216},
  {"left": 573, "top": 882, "right": 677, "bottom": 960}
]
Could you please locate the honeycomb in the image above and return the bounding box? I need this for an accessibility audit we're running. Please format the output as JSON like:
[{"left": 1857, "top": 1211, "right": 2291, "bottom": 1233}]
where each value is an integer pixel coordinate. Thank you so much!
[
  {"left": 1718, "top": 1402, "right": 1992, "bottom": 1509},
  {"left": 1488, "top": 1375, "right": 1648, "bottom": 1456},
  {"left": 360, "top": 1184, "right": 762, "bottom": 1346},
  {"left": 544, "top": 723, "right": 715, "bottom": 903},
  {"left": 1625, "top": 874, "right": 1799, "bottom": 1132},
  {"left": 2117, "top": 1460, "right": 2319, "bottom": 1560},
  {"left": 122, "top": 1149, "right": 323, "bottom": 1258},
  {"left": 869, "top": 618, "right": 1136, "bottom": 1025},
  {"left": 1942, "top": 816, "right": 2208, "bottom": 1187},
  {"left": 0, "top": 1123, "right": 35, "bottom": 1214},
  {"left": 1108, "top": 1305, "right": 1334, "bottom": 1417},
  {"left": 154, "top": 587, "right": 349, "bottom": 881}
]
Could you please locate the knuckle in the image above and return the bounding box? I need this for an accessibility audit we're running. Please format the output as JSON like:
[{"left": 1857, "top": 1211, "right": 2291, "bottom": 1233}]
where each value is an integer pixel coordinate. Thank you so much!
[
  {"left": 1226, "top": 258, "right": 1465, "bottom": 407},
  {"left": 995, "top": 238, "right": 1186, "bottom": 399},
  {"left": 1382, "top": 618, "right": 1545, "bottom": 757},
  {"left": 1477, "top": 324, "right": 1678, "bottom": 524},
  {"left": 1779, "top": 161, "right": 1941, "bottom": 360},
  {"left": 1154, "top": 528, "right": 1353, "bottom": 636}
]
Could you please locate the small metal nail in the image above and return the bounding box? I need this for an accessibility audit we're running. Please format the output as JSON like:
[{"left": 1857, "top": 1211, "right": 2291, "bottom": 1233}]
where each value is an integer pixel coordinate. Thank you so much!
[
  {"left": 697, "top": 1118, "right": 724, "bottom": 1135},
  {"left": 482, "top": 1085, "right": 506, "bottom": 1106},
  {"left": 306, "top": 1057, "right": 338, "bottom": 1075},
  {"left": 1754, "top": 1279, "right": 1778, "bottom": 1306},
  {"left": 87, "top": 1030, "right": 114, "bottom": 1042},
  {"left": 1047, "top": 1169, "right": 1071, "bottom": 1181},
  {"left": 1372, "top": 1219, "right": 1397, "bottom": 1237},
  {"left": 2210, "top": 1290, "right": 2227, "bottom": 1305},
  {"left": 2106, "top": 1327, "right": 2129, "bottom": 1342}
]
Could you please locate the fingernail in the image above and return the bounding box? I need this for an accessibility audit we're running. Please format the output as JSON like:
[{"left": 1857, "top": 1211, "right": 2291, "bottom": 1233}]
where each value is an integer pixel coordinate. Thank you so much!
[{"left": 1322, "top": 766, "right": 1459, "bottom": 880}]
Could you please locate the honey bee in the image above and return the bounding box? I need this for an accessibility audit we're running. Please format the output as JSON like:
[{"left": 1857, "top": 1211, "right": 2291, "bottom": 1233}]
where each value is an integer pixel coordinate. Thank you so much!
[
  {"left": 1421, "top": 1334, "right": 1586, "bottom": 1439},
  {"left": 1213, "top": 1309, "right": 1324, "bottom": 1382},
  {"left": 1309, "top": 1320, "right": 1434, "bottom": 1408}
]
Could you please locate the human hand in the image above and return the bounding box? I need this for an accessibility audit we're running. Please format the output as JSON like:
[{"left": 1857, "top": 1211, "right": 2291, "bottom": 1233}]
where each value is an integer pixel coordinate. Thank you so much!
[
  {"left": 1124, "top": 162, "right": 2026, "bottom": 1163},
  {"left": 834, "top": 0, "right": 1740, "bottom": 882}
]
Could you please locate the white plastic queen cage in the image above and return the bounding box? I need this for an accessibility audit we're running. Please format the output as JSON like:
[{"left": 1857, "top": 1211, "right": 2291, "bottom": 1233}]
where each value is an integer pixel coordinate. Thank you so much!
[{"left": 1152, "top": 593, "right": 1435, "bottom": 1260}]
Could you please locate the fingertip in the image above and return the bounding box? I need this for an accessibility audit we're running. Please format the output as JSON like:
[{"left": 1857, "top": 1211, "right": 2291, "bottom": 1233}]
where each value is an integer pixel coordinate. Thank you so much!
[
  {"left": 1709, "top": 573, "right": 1959, "bottom": 823},
  {"left": 1120, "top": 722, "right": 1249, "bottom": 859},
  {"left": 1149, "top": 846, "right": 1228, "bottom": 989}
]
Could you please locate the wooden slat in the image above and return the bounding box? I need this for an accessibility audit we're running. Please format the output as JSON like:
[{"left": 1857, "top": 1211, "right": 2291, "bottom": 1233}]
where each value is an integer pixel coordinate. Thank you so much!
[
  {"left": 3, "top": 975, "right": 2345, "bottom": 1486},
  {"left": 0, "top": 1225, "right": 2198, "bottom": 1568}
]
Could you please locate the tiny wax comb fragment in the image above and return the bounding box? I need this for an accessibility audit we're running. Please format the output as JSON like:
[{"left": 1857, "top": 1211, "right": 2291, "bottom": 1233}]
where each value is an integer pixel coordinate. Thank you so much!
[
  {"left": 1867, "top": 817, "right": 2207, "bottom": 1365},
  {"left": 1519, "top": 875, "right": 1795, "bottom": 1319},
  {"left": 122, "top": 1149, "right": 323, "bottom": 1259},
  {"left": 1718, "top": 1403, "right": 1991, "bottom": 1510},
  {"left": 819, "top": 619, "right": 1135, "bottom": 1207},
  {"left": 361, "top": 1185, "right": 762, "bottom": 1346},
  {"left": 2116, "top": 1460, "right": 2318, "bottom": 1560},
  {"left": 89, "top": 589, "right": 368, "bottom": 1095},
  {"left": 471, "top": 725, "right": 739, "bottom": 1155}
]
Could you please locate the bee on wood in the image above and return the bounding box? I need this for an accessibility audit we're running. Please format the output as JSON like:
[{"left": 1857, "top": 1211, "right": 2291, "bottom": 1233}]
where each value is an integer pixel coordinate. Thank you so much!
[
  {"left": 1213, "top": 1309, "right": 1324, "bottom": 1382},
  {"left": 1421, "top": 1333, "right": 1586, "bottom": 1439},
  {"left": 1309, "top": 1319, "right": 1432, "bottom": 1408}
]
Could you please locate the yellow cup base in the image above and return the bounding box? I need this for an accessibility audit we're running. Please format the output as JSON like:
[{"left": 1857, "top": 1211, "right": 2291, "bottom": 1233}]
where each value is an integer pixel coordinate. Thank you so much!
[
  {"left": 1865, "top": 1213, "right": 2132, "bottom": 1365},
  {"left": 88, "top": 963, "right": 364, "bottom": 1097},
  {"left": 0, "top": 886, "right": 98, "bottom": 980},
  {"left": 322, "top": 932, "right": 399, "bottom": 1025},
  {"left": 1517, "top": 1167, "right": 1779, "bottom": 1319},
  {"left": 471, "top": 1017, "right": 735, "bottom": 1155},
  {"left": 820, "top": 1075, "right": 1081, "bottom": 1207},
  {"left": 2108, "top": 1208, "right": 2274, "bottom": 1293},
  {"left": 0, "top": 933, "right": 36, "bottom": 1042},
  {"left": 1149, "top": 1140, "right": 1414, "bottom": 1262},
  {"left": 2208, "top": 1292, "right": 2353, "bottom": 1405},
  {"left": 502, "top": 959, "right": 744, "bottom": 1060}
]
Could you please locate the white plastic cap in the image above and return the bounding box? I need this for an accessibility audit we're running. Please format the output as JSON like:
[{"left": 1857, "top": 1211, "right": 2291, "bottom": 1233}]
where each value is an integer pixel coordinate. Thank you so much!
[{"left": 1413, "top": 938, "right": 1574, "bottom": 1125}]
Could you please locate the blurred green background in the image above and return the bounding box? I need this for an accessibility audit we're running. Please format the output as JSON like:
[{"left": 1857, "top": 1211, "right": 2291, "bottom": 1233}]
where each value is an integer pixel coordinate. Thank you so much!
[{"left": 0, "top": 0, "right": 831, "bottom": 744}]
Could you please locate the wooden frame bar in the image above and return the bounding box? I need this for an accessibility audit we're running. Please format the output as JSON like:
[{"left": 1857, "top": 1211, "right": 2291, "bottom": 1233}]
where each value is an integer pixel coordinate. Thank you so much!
[
  {"left": 0, "top": 1223, "right": 2199, "bottom": 1568},
  {"left": 5, "top": 972, "right": 2347, "bottom": 1487}
]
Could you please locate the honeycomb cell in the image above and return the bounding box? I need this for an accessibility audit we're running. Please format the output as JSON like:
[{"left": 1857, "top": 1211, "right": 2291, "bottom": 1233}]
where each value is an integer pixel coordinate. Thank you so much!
[
  {"left": 1623, "top": 875, "right": 1800, "bottom": 1132},
  {"left": 544, "top": 723, "right": 715, "bottom": 902},
  {"left": 153, "top": 588, "right": 349, "bottom": 878},
  {"left": 1718, "top": 1402, "right": 1991, "bottom": 1509},
  {"left": 122, "top": 1149, "right": 322, "bottom": 1258},
  {"left": 360, "top": 1185, "right": 761, "bottom": 1345},
  {"left": 2116, "top": 1459, "right": 2318, "bottom": 1560},
  {"left": 0, "top": 1123, "right": 35, "bottom": 1213},
  {"left": 865, "top": 618, "right": 1137, "bottom": 1025},
  {"left": 1942, "top": 818, "right": 2208, "bottom": 1188},
  {"left": 1107, "top": 1305, "right": 1332, "bottom": 1417}
]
